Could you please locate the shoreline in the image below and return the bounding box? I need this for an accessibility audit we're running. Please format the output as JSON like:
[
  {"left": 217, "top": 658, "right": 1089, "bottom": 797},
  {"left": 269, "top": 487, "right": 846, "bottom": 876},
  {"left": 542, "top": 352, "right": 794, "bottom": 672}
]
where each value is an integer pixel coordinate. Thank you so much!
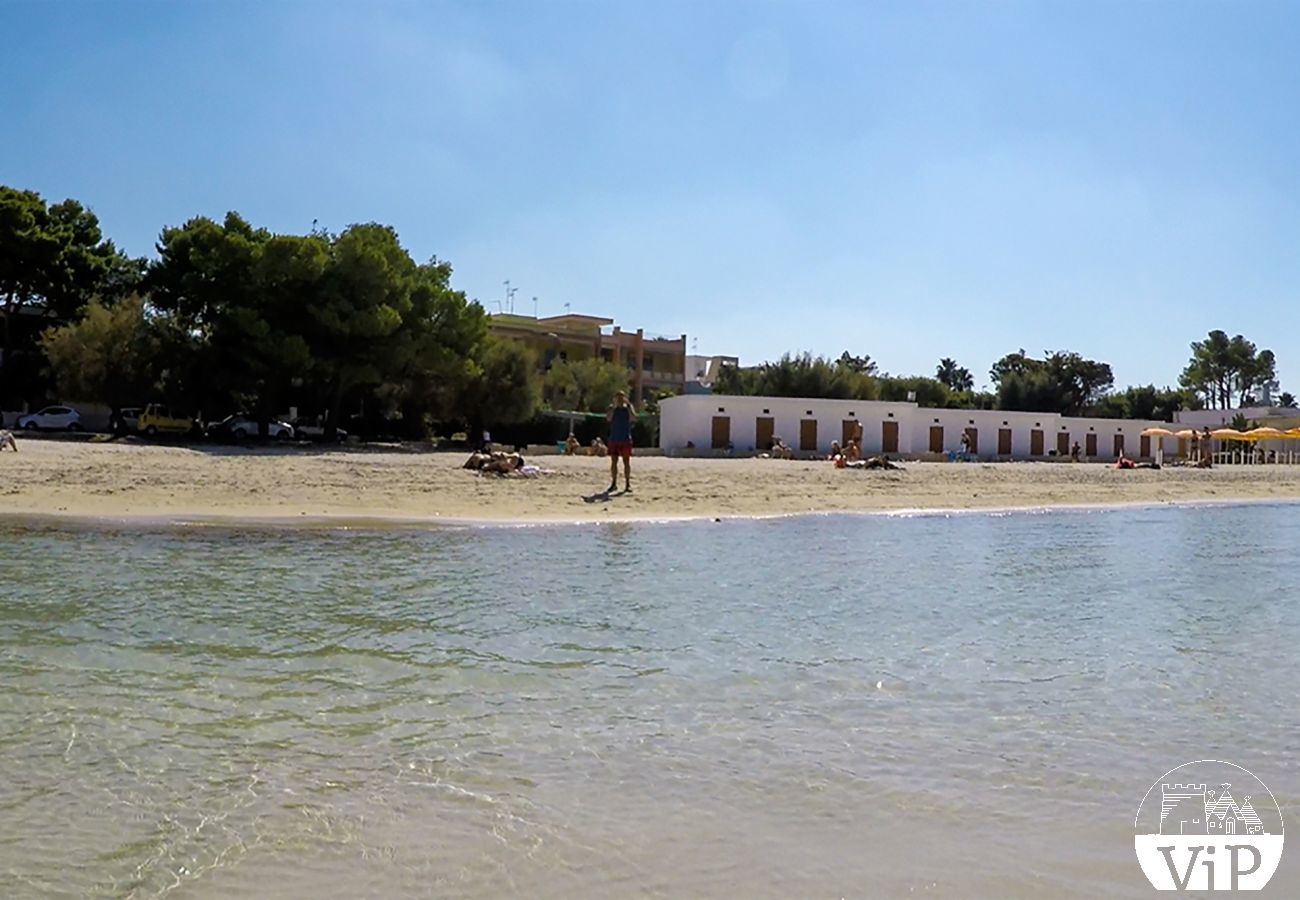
[
  {"left": 5, "top": 440, "right": 1300, "bottom": 531},
  {"left": 4, "top": 495, "right": 1299, "bottom": 533}
]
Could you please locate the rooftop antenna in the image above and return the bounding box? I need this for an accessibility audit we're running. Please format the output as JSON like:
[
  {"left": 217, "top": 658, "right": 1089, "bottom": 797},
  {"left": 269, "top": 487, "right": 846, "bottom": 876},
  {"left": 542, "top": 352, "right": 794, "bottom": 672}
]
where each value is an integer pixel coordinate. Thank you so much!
[
  {"left": 532, "top": 296, "right": 539, "bottom": 318},
  {"left": 504, "top": 279, "right": 519, "bottom": 314},
  {"left": 564, "top": 301, "right": 571, "bottom": 315}
]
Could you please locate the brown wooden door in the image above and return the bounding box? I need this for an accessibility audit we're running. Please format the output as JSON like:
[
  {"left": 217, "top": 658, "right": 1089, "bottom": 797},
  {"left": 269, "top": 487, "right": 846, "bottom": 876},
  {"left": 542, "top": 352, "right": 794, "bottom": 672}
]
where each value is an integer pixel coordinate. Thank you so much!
[
  {"left": 881, "top": 420, "right": 899, "bottom": 453},
  {"left": 842, "top": 420, "right": 857, "bottom": 447},
  {"left": 997, "top": 428, "right": 1012, "bottom": 456},
  {"left": 1140, "top": 435, "right": 1151, "bottom": 458},
  {"left": 711, "top": 416, "right": 730, "bottom": 449},
  {"left": 929, "top": 426, "right": 944, "bottom": 454},
  {"left": 1085, "top": 433, "right": 1097, "bottom": 457},
  {"left": 964, "top": 427, "right": 978, "bottom": 455},
  {"left": 1113, "top": 434, "right": 1125, "bottom": 457},
  {"left": 1030, "top": 429, "right": 1044, "bottom": 456},
  {"left": 799, "top": 419, "right": 818, "bottom": 451},
  {"left": 1057, "top": 432, "right": 1070, "bottom": 456},
  {"left": 755, "top": 417, "right": 774, "bottom": 451}
]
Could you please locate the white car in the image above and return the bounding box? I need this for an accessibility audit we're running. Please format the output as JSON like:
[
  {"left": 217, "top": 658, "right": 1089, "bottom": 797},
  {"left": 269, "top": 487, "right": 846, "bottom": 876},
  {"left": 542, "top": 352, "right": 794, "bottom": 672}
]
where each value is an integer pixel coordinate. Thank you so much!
[
  {"left": 207, "top": 414, "right": 294, "bottom": 441},
  {"left": 17, "top": 406, "right": 83, "bottom": 431},
  {"left": 293, "top": 420, "right": 348, "bottom": 443}
]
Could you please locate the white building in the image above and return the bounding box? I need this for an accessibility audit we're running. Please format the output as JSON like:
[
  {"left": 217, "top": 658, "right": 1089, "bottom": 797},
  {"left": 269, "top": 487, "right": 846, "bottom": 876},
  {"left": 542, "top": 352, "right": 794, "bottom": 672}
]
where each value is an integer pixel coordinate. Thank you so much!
[
  {"left": 1175, "top": 406, "right": 1300, "bottom": 429},
  {"left": 659, "top": 394, "right": 1176, "bottom": 461},
  {"left": 683, "top": 354, "right": 740, "bottom": 394}
]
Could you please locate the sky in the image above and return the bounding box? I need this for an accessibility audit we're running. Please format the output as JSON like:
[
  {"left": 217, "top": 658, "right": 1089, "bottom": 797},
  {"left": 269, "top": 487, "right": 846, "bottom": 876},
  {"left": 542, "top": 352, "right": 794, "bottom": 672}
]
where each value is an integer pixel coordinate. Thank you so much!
[{"left": 3, "top": 0, "right": 1298, "bottom": 393}]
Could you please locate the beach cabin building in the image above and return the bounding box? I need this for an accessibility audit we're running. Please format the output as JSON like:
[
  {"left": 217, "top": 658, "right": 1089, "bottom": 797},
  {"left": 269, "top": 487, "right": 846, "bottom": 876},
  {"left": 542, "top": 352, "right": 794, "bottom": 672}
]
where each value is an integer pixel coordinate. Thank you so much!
[
  {"left": 661, "top": 396, "right": 916, "bottom": 455},
  {"left": 658, "top": 395, "right": 1176, "bottom": 461}
]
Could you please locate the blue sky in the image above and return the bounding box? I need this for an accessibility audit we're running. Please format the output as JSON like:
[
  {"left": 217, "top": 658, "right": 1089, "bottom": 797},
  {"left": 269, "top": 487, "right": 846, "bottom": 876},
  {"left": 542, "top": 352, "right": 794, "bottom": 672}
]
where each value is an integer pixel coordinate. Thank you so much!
[{"left": 4, "top": 1, "right": 1298, "bottom": 392}]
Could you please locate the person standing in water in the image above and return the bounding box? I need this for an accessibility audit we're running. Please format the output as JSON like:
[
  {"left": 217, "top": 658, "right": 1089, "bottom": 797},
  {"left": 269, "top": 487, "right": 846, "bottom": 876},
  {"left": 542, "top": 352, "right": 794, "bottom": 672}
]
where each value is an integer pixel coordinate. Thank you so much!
[{"left": 606, "top": 390, "right": 635, "bottom": 493}]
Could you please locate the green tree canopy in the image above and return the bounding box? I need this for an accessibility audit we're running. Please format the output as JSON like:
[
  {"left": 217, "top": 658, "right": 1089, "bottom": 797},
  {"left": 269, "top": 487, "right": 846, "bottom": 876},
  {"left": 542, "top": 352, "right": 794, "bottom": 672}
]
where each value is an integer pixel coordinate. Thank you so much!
[
  {"left": 40, "top": 294, "right": 158, "bottom": 408},
  {"left": 935, "top": 357, "right": 974, "bottom": 392},
  {"left": 457, "top": 338, "right": 540, "bottom": 429},
  {"left": 1179, "top": 330, "right": 1278, "bottom": 409},
  {"left": 146, "top": 213, "right": 488, "bottom": 432},
  {"left": 1, "top": 186, "right": 142, "bottom": 398},
  {"left": 1086, "top": 384, "right": 1197, "bottom": 421},
  {"left": 714, "top": 352, "right": 878, "bottom": 400},
  {"left": 544, "top": 358, "right": 629, "bottom": 412},
  {"left": 836, "top": 350, "right": 878, "bottom": 376},
  {"left": 991, "top": 349, "right": 1114, "bottom": 415}
]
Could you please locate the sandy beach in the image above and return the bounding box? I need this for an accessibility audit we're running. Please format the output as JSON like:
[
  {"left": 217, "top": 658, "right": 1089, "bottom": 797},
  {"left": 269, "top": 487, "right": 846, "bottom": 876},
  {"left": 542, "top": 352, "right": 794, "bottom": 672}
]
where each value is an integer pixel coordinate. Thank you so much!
[{"left": 3, "top": 437, "right": 1300, "bottom": 525}]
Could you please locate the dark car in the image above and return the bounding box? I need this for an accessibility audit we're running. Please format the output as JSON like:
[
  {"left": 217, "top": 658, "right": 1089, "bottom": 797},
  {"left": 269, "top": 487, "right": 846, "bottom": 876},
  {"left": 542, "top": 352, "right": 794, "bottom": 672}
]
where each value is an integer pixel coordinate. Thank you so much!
[{"left": 206, "top": 414, "right": 294, "bottom": 442}]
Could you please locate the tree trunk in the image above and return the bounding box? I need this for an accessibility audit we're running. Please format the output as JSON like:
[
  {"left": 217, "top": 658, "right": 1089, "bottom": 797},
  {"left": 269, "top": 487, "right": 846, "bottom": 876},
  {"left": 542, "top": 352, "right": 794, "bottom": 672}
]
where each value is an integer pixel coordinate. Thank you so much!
[
  {"left": 325, "top": 379, "right": 343, "bottom": 441},
  {"left": 1, "top": 291, "right": 14, "bottom": 373}
]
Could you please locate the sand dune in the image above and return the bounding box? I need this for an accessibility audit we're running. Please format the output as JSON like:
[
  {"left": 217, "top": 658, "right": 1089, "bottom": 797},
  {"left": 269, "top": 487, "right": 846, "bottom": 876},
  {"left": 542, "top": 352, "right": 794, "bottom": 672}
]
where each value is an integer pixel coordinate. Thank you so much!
[{"left": 3, "top": 438, "right": 1299, "bottom": 525}]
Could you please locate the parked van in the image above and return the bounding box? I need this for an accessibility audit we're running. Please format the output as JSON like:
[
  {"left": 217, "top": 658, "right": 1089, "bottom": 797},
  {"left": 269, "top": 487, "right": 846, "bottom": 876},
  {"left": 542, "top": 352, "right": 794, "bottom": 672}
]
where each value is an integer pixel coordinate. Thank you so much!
[{"left": 137, "top": 404, "right": 198, "bottom": 437}]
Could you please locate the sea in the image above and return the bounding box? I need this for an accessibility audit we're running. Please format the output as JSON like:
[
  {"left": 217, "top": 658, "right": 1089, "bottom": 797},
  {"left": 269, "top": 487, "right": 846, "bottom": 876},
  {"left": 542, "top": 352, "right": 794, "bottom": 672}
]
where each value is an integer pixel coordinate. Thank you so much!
[{"left": 1, "top": 503, "right": 1297, "bottom": 898}]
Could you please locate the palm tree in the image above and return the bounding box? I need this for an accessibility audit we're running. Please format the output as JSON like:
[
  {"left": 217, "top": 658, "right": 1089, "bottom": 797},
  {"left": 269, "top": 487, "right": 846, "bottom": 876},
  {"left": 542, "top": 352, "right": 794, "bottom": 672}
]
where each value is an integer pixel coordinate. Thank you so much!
[
  {"left": 837, "top": 351, "right": 877, "bottom": 376},
  {"left": 936, "top": 358, "right": 975, "bottom": 392}
]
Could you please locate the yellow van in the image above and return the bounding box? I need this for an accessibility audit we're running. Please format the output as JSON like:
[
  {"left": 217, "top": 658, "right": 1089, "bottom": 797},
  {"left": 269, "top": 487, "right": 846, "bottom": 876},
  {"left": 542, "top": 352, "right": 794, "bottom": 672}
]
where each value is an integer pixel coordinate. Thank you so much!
[{"left": 137, "top": 404, "right": 198, "bottom": 437}]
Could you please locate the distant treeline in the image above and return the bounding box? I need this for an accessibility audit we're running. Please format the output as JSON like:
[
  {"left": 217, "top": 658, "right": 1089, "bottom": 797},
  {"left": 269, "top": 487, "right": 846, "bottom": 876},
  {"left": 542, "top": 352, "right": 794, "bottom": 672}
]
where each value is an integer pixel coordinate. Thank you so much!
[
  {"left": 714, "top": 337, "right": 1291, "bottom": 421},
  {"left": 2, "top": 184, "right": 1291, "bottom": 435}
]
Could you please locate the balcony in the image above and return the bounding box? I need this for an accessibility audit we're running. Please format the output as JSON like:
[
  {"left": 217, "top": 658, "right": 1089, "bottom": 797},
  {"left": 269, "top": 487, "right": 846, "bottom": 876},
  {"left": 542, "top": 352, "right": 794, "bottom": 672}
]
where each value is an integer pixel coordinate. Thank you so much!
[{"left": 640, "top": 370, "right": 686, "bottom": 386}]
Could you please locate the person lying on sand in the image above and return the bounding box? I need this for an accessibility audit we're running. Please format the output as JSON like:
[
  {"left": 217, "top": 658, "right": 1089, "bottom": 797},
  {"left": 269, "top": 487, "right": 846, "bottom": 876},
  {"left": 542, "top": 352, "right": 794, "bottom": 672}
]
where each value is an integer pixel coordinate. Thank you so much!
[
  {"left": 0, "top": 430, "right": 16, "bottom": 452},
  {"left": 1115, "top": 451, "right": 1160, "bottom": 470},
  {"left": 476, "top": 452, "right": 549, "bottom": 477},
  {"left": 838, "top": 453, "right": 899, "bottom": 470},
  {"left": 463, "top": 450, "right": 492, "bottom": 470}
]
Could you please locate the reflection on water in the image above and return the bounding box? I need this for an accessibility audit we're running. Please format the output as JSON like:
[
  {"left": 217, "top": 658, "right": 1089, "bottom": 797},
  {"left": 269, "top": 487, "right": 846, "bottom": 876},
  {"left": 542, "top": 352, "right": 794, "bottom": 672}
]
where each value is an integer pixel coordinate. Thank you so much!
[{"left": 1, "top": 506, "right": 1298, "bottom": 898}]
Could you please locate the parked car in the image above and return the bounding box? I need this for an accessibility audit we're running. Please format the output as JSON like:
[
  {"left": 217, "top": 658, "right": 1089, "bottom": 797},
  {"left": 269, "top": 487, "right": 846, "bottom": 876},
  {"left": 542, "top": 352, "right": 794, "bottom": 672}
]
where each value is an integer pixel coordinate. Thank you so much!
[
  {"left": 17, "top": 406, "right": 83, "bottom": 431},
  {"left": 292, "top": 420, "right": 348, "bottom": 443},
  {"left": 137, "top": 403, "right": 199, "bottom": 437},
  {"left": 206, "top": 414, "right": 294, "bottom": 441},
  {"left": 109, "top": 407, "right": 143, "bottom": 435}
]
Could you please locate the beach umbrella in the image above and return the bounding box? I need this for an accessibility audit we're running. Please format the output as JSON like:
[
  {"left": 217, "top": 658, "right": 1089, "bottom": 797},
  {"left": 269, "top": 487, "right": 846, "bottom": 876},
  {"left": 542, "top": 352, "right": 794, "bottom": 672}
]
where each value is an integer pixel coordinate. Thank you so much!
[
  {"left": 1210, "top": 428, "right": 1246, "bottom": 440},
  {"left": 1245, "top": 426, "right": 1285, "bottom": 439},
  {"left": 1140, "top": 427, "right": 1175, "bottom": 437},
  {"left": 1174, "top": 429, "right": 1195, "bottom": 439}
]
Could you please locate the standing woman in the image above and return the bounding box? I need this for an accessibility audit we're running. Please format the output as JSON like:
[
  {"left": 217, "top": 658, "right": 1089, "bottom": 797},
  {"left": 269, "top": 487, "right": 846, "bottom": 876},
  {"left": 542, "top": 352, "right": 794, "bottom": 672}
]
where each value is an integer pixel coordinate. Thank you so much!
[{"left": 606, "top": 391, "right": 636, "bottom": 493}]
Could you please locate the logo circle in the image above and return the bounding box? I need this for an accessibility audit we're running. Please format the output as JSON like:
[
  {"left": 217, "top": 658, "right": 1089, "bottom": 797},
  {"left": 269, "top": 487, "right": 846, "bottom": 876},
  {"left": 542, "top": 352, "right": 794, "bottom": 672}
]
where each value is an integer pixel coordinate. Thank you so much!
[{"left": 1134, "top": 760, "right": 1284, "bottom": 891}]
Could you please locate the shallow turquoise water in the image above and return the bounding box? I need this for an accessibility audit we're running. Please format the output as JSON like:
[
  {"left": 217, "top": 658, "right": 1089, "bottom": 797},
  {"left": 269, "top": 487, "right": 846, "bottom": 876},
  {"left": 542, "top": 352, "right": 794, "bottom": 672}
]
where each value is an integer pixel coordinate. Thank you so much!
[{"left": 1, "top": 505, "right": 1298, "bottom": 897}]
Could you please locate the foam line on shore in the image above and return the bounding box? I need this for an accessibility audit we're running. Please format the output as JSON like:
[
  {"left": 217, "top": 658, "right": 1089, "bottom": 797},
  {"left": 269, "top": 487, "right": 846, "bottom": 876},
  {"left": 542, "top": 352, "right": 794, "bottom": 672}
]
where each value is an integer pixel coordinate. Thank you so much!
[{"left": 2, "top": 495, "right": 1298, "bottom": 534}]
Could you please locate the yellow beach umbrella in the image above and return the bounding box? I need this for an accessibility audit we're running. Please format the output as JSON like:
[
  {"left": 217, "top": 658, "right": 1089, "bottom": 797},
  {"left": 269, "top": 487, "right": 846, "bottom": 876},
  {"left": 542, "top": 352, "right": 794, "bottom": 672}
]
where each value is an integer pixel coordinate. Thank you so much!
[
  {"left": 1210, "top": 428, "right": 1246, "bottom": 440},
  {"left": 1287, "top": 428, "right": 1300, "bottom": 439},
  {"left": 1245, "top": 427, "right": 1286, "bottom": 441},
  {"left": 1140, "top": 427, "right": 1175, "bottom": 438},
  {"left": 1174, "top": 429, "right": 1195, "bottom": 439}
]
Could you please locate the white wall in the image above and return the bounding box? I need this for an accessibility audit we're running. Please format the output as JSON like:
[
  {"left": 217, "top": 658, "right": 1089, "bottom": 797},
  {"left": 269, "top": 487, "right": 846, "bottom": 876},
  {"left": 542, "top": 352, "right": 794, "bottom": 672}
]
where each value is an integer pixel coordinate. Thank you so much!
[
  {"left": 1176, "top": 407, "right": 1300, "bottom": 428},
  {"left": 909, "top": 408, "right": 1054, "bottom": 457},
  {"left": 660, "top": 394, "right": 1177, "bottom": 461},
  {"left": 659, "top": 395, "right": 914, "bottom": 455}
]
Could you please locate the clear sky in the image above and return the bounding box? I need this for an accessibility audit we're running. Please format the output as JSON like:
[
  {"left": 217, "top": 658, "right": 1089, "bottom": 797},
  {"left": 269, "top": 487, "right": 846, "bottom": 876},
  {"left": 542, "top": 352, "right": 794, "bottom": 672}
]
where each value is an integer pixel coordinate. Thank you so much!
[{"left": 4, "top": 0, "right": 1298, "bottom": 392}]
